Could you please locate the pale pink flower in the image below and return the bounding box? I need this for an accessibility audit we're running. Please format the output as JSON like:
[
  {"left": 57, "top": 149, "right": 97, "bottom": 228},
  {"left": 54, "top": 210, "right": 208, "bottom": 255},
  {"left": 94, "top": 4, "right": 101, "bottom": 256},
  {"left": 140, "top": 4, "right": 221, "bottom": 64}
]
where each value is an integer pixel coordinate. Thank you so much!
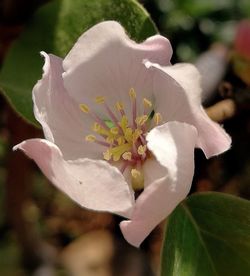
[{"left": 14, "top": 21, "right": 231, "bottom": 247}]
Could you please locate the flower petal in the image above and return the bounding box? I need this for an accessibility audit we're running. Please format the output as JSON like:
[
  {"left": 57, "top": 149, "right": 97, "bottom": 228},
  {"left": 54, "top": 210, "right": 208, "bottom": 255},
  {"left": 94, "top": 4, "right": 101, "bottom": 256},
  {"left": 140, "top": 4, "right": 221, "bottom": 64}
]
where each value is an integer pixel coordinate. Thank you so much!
[
  {"left": 33, "top": 52, "right": 101, "bottom": 160},
  {"left": 144, "top": 61, "right": 231, "bottom": 158},
  {"left": 120, "top": 121, "right": 197, "bottom": 247},
  {"left": 63, "top": 21, "right": 172, "bottom": 116},
  {"left": 14, "top": 139, "right": 135, "bottom": 218}
]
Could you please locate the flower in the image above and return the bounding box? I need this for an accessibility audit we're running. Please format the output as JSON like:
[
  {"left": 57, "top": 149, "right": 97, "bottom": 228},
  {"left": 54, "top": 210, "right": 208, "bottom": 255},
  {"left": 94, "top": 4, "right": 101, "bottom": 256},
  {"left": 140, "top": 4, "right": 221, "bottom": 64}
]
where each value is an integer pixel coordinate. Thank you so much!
[{"left": 14, "top": 21, "right": 231, "bottom": 247}]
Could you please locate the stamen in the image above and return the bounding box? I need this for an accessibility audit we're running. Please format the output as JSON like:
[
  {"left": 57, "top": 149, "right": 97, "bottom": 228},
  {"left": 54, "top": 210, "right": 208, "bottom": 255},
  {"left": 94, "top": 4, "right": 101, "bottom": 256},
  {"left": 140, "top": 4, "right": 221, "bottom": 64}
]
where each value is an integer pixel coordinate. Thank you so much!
[
  {"left": 137, "top": 145, "right": 147, "bottom": 155},
  {"left": 129, "top": 88, "right": 136, "bottom": 100},
  {"left": 136, "top": 115, "right": 148, "bottom": 126},
  {"left": 85, "top": 134, "right": 110, "bottom": 147},
  {"left": 92, "top": 122, "right": 101, "bottom": 132},
  {"left": 122, "top": 151, "right": 132, "bottom": 161},
  {"left": 80, "top": 104, "right": 90, "bottom": 113},
  {"left": 115, "top": 101, "right": 125, "bottom": 116},
  {"left": 81, "top": 88, "right": 157, "bottom": 192},
  {"left": 95, "top": 96, "right": 105, "bottom": 104},
  {"left": 119, "top": 116, "right": 128, "bottom": 133},
  {"left": 117, "top": 136, "right": 125, "bottom": 145},
  {"left": 154, "top": 112, "right": 162, "bottom": 125},
  {"left": 92, "top": 113, "right": 110, "bottom": 131},
  {"left": 116, "top": 101, "right": 124, "bottom": 110},
  {"left": 103, "top": 149, "right": 112, "bottom": 161},
  {"left": 132, "top": 143, "right": 139, "bottom": 158},
  {"left": 132, "top": 129, "right": 143, "bottom": 143},
  {"left": 106, "top": 136, "right": 115, "bottom": 144},
  {"left": 80, "top": 105, "right": 109, "bottom": 131},
  {"left": 110, "top": 143, "right": 131, "bottom": 161},
  {"left": 110, "top": 127, "right": 119, "bottom": 135},
  {"left": 104, "top": 103, "right": 121, "bottom": 131},
  {"left": 143, "top": 98, "right": 152, "bottom": 108},
  {"left": 124, "top": 128, "right": 133, "bottom": 143},
  {"left": 143, "top": 98, "right": 152, "bottom": 117},
  {"left": 92, "top": 123, "right": 110, "bottom": 137},
  {"left": 85, "top": 134, "right": 96, "bottom": 142},
  {"left": 139, "top": 134, "right": 147, "bottom": 145}
]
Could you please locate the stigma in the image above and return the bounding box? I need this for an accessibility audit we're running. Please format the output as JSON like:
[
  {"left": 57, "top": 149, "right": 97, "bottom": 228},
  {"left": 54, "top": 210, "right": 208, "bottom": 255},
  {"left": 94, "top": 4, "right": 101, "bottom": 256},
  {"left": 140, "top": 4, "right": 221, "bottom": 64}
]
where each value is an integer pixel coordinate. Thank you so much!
[{"left": 80, "top": 88, "right": 162, "bottom": 190}]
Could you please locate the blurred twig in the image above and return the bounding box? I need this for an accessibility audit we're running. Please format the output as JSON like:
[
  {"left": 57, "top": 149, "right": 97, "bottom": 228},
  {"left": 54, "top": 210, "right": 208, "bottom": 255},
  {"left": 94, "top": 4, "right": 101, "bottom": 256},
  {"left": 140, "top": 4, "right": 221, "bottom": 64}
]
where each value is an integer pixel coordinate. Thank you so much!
[{"left": 206, "top": 99, "right": 236, "bottom": 122}]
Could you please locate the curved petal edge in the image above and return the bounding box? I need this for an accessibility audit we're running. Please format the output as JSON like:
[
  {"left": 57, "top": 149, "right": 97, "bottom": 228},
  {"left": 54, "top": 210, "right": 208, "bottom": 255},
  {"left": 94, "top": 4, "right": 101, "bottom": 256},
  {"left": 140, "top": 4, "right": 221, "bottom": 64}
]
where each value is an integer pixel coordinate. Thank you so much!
[
  {"left": 13, "top": 139, "right": 135, "bottom": 218},
  {"left": 120, "top": 121, "right": 198, "bottom": 247}
]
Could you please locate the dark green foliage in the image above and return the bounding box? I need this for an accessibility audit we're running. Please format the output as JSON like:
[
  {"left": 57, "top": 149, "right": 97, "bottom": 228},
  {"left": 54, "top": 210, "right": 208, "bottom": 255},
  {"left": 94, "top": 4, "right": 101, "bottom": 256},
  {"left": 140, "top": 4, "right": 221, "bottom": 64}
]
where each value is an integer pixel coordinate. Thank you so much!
[
  {"left": 0, "top": 0, "right": 157, "bottom": 125},
  {"left": 161, "top": 192, "right": 250, "bottom": 276}
]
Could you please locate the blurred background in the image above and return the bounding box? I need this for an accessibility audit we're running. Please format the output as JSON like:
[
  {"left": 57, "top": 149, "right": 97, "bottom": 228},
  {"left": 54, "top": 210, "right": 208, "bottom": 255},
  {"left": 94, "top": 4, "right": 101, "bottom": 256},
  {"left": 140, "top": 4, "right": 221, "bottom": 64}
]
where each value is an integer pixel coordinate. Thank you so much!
[{"left": 0, "top": 0, "right": 249, "bottom": 275}]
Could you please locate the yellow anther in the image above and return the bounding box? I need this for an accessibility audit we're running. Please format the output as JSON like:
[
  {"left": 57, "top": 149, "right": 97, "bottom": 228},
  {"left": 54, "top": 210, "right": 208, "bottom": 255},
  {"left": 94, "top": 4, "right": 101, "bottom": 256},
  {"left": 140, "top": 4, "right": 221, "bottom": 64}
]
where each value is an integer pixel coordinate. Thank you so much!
[
  {"left": 95, "top": 96, "right": 105, "bottom": 104},
  {"left": 117, "top": 136, "right": 125, "bottom": 145},
  {"left": 115, "top": 101, "right": 124, "bottom": 111},
  {"left": 138, "top": 145, "right": 147, "bottom": 155},
  {"left": 119, "top": 116, "right": 128, "bottom": 132},
  {"left": 92, "top": 123, "right": 110, "bottom": 136},
  {"left": 129, "top": 88, "right": 136, "bottom": 100},
  {"left": 80, "top": 104, "right": 90, "bottom": 113},
  {"left": 143, "top": 98, "right": 152, "bottom": 108},
  {"left": 124, "top": 128, "right": 133, "bottom": 142},
  {"left": 113, "top": 155, "right": 120, "bottom": 162},
  {"left": 131, "top": 169, "right": 144, "bottom": 190},
  {"left": 92, "top": 122, "right": 101, "bottom": 132},
  {"left": 110, "top": 127, "right": 119, "bottom": 135},
  {"left": 136, "top": 115, "right": 148, "bottom": 126},
  {"left": 85, "top": 135, "right": 96, "bottom": 142},
  {"left": 133, "top": 129, "right": 143, "bottom": 142},
  {"left": 103, "top": 149, "right": 112, "bottom": 161},
  {"left": 106, "top": 136, "right": 114, "bottom": 144},
  {"left": 122, "top": 151, "right": 132, "bottom": 161},
  {"left": 110, "top": 143, "right": 131, "bottom": 162},
  {"left": 154, "top": 112, "right": 162, "bottom": 125}
]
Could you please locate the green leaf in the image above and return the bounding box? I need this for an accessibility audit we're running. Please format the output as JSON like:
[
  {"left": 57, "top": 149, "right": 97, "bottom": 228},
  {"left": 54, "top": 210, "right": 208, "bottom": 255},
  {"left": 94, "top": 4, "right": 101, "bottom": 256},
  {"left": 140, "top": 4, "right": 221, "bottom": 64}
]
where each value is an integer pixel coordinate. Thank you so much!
[
  {"left": 0, "top": 0, "right": 157, "bottom": 126},
  {"left": 161, "top": 192, "right": 250, "bottom": 276}
]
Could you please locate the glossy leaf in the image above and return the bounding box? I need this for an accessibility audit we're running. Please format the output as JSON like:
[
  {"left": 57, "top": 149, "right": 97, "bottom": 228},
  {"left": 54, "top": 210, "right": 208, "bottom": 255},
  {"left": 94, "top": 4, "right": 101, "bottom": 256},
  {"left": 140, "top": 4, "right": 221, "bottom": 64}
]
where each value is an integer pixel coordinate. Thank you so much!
[
  {"left": 161, "top": 192, "right": 250, "bottom": 276},
  {"left": 0, "top": 0, "right": 157, "bottom": 125}
]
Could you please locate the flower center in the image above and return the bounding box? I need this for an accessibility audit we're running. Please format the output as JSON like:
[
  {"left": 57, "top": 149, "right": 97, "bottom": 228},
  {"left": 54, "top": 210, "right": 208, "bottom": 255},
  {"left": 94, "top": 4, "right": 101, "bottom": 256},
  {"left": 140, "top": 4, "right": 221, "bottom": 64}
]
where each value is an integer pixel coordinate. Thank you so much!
[{"left": 80, "top": 88, "right": 162, "bottom": 190}]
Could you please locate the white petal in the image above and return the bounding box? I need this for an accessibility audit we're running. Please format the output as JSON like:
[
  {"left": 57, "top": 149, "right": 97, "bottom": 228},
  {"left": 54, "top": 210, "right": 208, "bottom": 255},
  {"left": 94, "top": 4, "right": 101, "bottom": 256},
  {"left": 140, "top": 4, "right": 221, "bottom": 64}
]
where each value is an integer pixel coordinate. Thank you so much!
[
  {"left": 14, "top": 139, "right": 135, "bottom": 218},
  {"left": 120, "top": 122, "right": 197, "bottom": 247},
  {"left": 145, "top": 61, "right": 231, "bottom": 158},
  {"left": 33, "top": 52, "right": 102, "bottom": 160},
  {"left": 63, "top": 21, "right": 172, "bottom": 118}
]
